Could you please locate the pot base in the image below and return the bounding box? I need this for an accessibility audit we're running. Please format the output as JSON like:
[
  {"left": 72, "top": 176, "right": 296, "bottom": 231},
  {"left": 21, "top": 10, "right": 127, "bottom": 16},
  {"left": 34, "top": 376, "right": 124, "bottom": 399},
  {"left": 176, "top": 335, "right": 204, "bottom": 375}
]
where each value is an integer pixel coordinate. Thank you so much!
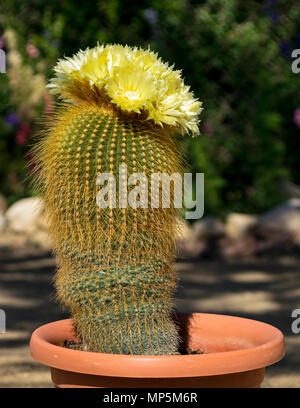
[{"left": 51, "top": 366, "right": 265, "bottom": 388}]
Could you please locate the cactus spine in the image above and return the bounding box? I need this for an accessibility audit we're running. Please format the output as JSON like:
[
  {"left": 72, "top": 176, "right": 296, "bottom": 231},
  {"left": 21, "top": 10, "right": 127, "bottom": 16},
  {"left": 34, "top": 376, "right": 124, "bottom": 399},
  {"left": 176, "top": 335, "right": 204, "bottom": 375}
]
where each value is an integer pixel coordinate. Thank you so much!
[{"left": 34, "top": 44, "right": 202, "bottom": 355}]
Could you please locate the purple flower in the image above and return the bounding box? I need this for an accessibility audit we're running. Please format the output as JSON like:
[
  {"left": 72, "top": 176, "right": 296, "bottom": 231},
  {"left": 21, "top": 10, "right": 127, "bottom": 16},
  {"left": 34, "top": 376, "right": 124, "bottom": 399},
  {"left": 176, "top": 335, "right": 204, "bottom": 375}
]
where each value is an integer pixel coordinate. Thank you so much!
[
  {"left": 269, "top": 10, "right": 280, "bottom": 23},
  {"left": 279, "top": 41, "right": 291, "bottom": 60},
  {"left": 264, "top": 1, "right": 280, "bottom": 24},
  {"left": 293, "top": 109, "right": 300, "bottom": 128},
  {"left": 266, "top": 0, "right": 277, "bottom": 6},
  {"left": 5, "top": 113, "right": 19, "bottom": 125},
  {"left": 144, "top": 8, "right": 158, "bottom": 24},
  {"left": 42, "top": 30, "right": 51, "bottom": 40},
  {"left": 295, "top": 37, "right": 300, "bottom": 50},
  {"left": 51, "top": 40, "right": 59, "bottom": 48},
  {"left": 265, "top": 8, "right": 280, "bottom": 24}
]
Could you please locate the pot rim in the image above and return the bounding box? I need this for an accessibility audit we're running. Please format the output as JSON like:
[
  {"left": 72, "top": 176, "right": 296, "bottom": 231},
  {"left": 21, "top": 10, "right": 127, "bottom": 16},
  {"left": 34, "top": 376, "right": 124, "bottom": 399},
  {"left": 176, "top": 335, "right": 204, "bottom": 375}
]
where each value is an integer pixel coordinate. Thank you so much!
[{"left": 30, "top": 312, "right": 285, "bottom": 378}]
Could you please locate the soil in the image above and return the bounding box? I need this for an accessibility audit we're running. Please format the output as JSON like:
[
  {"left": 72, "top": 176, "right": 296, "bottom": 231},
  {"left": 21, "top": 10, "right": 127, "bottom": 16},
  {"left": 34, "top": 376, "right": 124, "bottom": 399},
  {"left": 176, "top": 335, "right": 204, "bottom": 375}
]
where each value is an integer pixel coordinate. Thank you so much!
[
  {"left": 62, "top": 339, "right": 204, "bottom": 354},
  {"left": 0, "top": 232, "right": 299, "bottom": 387}
]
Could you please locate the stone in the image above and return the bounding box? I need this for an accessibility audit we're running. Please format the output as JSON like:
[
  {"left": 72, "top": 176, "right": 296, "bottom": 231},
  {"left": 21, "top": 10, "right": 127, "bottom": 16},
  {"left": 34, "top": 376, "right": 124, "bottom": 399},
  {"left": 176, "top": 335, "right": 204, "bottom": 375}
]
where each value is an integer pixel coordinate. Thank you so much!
[
  {"left": 225, "top": 213, "right": 257, "bottom": 240},
  {"left": 192, "top": 216, "right": 225, "bottom": 240},
  {"left": 256, "top": 199, "right": 300, "bottom": 244},
  {"left": 5, "top": 197, "right": 52, "bottom": 249},
  {"left": 0, "top": 194, "right": 7, "bottom": 214},
  {"left": 0, "top": 209, "right": 5, "bottom": 231},
  {"left": 5, "top": 197, "right": 44, "bottom": 234},
  {"left": 176, "top": 237, "right": 207, "bottom": 259}
]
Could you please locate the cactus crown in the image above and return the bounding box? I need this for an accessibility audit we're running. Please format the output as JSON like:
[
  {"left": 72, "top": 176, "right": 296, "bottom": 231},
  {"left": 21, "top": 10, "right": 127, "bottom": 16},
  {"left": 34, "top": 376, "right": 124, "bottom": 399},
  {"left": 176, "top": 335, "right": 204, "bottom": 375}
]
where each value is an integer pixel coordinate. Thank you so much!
[
  {"left": 34, "top": 44, "right": 203, "bottom": 355},
  {"left": 47, "top": 44, "right": 203, "bottom": 136}
]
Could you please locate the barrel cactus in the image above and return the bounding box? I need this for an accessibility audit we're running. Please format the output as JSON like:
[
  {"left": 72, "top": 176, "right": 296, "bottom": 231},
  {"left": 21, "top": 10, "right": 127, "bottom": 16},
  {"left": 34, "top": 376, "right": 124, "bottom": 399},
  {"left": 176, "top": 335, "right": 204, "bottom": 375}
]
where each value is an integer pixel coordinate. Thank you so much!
[{"left": 34, "top": 44, "right": 202, "bottom": 355}]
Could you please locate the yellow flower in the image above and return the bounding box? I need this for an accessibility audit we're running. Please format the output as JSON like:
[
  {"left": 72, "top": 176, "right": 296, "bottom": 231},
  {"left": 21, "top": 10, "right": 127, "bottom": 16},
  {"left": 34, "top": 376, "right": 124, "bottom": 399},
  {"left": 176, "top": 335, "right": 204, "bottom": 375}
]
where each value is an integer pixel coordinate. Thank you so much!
[
  {"left": 79, "top": 48, "right": 110, "bottom": 86},
  {"left": 106, "top": 66, "right": 156, "bottom": 114},
  {"left": 48, "top": 43, "right": 203, "bottom": 135}
]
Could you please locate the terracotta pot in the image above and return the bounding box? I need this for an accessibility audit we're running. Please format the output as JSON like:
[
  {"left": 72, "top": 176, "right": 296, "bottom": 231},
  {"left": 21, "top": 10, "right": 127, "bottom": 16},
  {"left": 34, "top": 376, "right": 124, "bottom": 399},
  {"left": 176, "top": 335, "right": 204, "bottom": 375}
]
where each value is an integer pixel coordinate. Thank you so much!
[{"left": 30, "top": 313, "right": 284, "bottom": 388}]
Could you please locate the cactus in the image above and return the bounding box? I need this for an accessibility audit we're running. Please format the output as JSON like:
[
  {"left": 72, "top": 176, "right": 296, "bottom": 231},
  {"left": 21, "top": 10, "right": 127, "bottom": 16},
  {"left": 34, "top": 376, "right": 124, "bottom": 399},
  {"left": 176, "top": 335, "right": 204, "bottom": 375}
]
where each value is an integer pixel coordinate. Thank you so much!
[{"left": 33, "top": 44, "right": 202, "bottom": 355}]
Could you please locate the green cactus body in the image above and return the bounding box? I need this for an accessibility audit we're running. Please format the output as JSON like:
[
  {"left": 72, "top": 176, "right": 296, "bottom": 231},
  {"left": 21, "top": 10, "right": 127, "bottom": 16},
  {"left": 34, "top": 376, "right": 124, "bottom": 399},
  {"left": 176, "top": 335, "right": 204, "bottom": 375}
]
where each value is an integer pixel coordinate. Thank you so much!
[
  {"left": 36, "top": 102, "right": 183, "bottom": 354},
  {"left": 34, "top": 44, "right": 202, "bottom": 355}
]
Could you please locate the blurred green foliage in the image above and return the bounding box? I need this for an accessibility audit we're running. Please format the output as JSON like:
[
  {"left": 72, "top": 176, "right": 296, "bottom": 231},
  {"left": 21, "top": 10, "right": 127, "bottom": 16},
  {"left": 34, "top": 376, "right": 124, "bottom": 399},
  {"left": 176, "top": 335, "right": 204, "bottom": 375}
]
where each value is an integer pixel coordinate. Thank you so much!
[{"left": 0, "top": 0, "right": 299, "bottom": 214}]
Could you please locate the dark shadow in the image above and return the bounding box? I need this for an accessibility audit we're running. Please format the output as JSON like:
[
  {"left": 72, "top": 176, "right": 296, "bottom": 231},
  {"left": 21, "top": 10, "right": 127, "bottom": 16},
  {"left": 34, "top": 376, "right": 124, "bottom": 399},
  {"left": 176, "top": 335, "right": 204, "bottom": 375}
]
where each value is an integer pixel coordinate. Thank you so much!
[{"left": 0, "top": 245, "right": 68, "bottom": 348}]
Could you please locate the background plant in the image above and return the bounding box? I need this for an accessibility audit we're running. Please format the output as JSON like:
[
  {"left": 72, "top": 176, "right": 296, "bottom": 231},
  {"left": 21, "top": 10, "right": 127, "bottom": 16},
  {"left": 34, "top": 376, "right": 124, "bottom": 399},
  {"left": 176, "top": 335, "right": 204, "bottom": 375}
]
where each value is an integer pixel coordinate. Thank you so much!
[{"left": 0, "top": 0, "right": 299, "bottom": 216}]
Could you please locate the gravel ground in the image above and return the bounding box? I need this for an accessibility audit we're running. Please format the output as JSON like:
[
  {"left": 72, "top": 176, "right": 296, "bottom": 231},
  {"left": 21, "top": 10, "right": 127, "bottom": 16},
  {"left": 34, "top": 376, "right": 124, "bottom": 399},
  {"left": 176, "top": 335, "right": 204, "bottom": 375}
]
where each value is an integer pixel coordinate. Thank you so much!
[{"left": 0, "top": 237, "right": 299, "bottom": 388}]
